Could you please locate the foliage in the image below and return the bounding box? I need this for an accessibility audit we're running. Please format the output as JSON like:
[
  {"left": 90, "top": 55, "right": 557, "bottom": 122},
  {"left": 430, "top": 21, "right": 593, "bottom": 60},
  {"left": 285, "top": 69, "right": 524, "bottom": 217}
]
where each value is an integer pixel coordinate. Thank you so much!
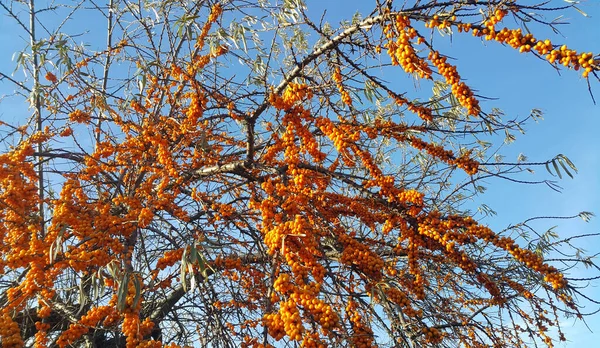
[{"left": 0, "top": 0, "right": 599, "bottom": 347}]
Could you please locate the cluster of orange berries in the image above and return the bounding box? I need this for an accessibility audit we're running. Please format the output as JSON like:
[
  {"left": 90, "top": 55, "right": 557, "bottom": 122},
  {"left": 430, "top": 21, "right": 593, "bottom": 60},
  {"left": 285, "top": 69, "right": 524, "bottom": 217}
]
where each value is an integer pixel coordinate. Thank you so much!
[
  {"left": 262, "top": 224, "right": 290, "bottom": 257},
  {"left": 214, "top": 255, "right": 244, "bottom": 270},
  {"left": 269, "top": 83, "right": 313, "bottom": 111},
  {"left": 37, "top": 301, "right": 52, "bottom": 319},
  {"left": 278, "top": 300, "right": 303, "bottom": 341},
  {"left": 410, "top": 273, "right": 428, "bottom": 301},
  {"left": 404, "top": 101, "right": 434, "bottom": 122},
  {"left": 421, "top": 326, "right": 444, "bottom": 344},
  {"left": 476, "top": 272, "right": 502, "bottom": 301},
  {"left": 272, "top": 272, "right": 338, "bottom": 340},
  {"left": 480, "top": 25, "right": 596, "bottom": 75},
  {"left": 283, "top": 113, "right": 326, "bottom": 163},
  {"left": 170, "top": 64, "right": 184, "bottom": 81},
  {"left": 28, "top": 128, "right": 54, "bottom": 145},
  {"left": 55, "top": 323, "right": 88, "bottom": 347},
  {"left": 383, "top": 15, "right": 482, "bottom": 116},
  {"left": 482, "top": 8, "right": 509, "bottom": 28},
  {"left": 417, "top": 223, "right": 447, "bottom": 247},
  {"left": 362, "top": 118, "right": 411, "bottom": 140},
  {"left": 547, "top": 47, "right": 595, "bottom": 78},
  {"left": 316, "top": 117, "right": 356, "bottom": 164},
  {"left": 463, "top": 222, "right": 567, "bottom": 290},
  {"left": 34, "top": 321, "right": 51, "bottom": 347},
  {"left": 0, "top": 314, "right": 24, "bottom": 348},
  {"left": 263, "top": 312, "right": 287, "bottom": 341},
  {"left": 45, "top": 71, "right": 58, "bottom": 83},
  {"left": 332, "top": 66, "right": 352, "bottom": 106},
  {"left": 508, "top": 245, "right": 566, "bottom": 289},
  {"left": 122, "top": 277, "right": 144, "bottom": 313},
  {"left": 385, "top": 16, "right": 432, "bottom": 79},
  {"left": 428, "top": 8, "right": 597, "bottom": 79},
  {"left": 382, "top": 287, "right": 420, "bottom": 317},
  {"left": 543, "top": 272, "right": 566, "bottom": 290},
  {"left": 286, "top": 256, "right": 312, "bottom": 284},
  {"left": 339, "top": 234, "right": 384, "bottom": 280},
  {"left": 273, "top": 273, "right": 293, "bottom": 294},
  {"left": 427, "top": 51, "right": 480, "bottom": 116},
  {"left": 122, "top": 312, "right": 142, "bottom": 348},
  {"left": 425, "top": 14, "right": 458, "bottom": 30},
  {"left": 410, "top": 137, "right": 451, "bottom": 162},
  {"left": 355, "top": 149, "right": 389, "bottom": 188},
  {"left": 56, "top": 306, "right": 113, "bottom": 347},
  {"left": 418, "top": 216, "right": 479, "bottom": 270},
  {"left": 251, "top": 191, "right": 278, "bottom": 220},
  {"left": 299, "top": 333, "right": 327, "bottom": 348},
  {"left": 291, "top": 168, "right": 325, "bottom": 189},
  {"left": 383, "top": 95, "right": 434, "bottom": 123},
  {"left": 65, "top": 248, "right": 113, "bottom": 272},
  {"left": 103, "top": 308, "right": 120, "bottom": 327},
  {"left": 59, "top": 126, "right": 73, "bottom": 137},
  {"left": 453, "top": 152, "right": 479, "bottom": 175},
  {"left": 381, "top": 219, "right": 395, "bottom": 234},
  {"left": 409, "top": 137, "right": 479, "bottom": 174},
  {"left": 397, "top": 189, "right": 424, "bottom": 206},
  {"left": 139, "top": 317, "right": 156, "bottom": 338},
  {"left": 185, "top": 92, "right": 207, "bottom": 125},
  {"left": 195, "top": 4, "right": 223, "bottom": 50},
  {"left": 4, "top": 248, "right": 35, "bottom": 270},
  {"left": 293, "top": 286, "right": 338, "bottom": 331},
  {"left": 137, "top": 339, "right": 163, "bottom": 348},
  {"left": 400, "top": 234, "right": 428, "bottom": 299},
  {"left": 345, "top": 301, "right": 375, "bottom": 348},
  {"left": 208, "top": 4, "right": 223, "bottom": 26},
  {"left": 156, "top": 248, "right": 184, "bottom": 271},
  {"left": 281, "top": 128, "right": 302, "bottom": 165},
  {"left": 68, "top": 109, "right": 91, "bottom": 123}
]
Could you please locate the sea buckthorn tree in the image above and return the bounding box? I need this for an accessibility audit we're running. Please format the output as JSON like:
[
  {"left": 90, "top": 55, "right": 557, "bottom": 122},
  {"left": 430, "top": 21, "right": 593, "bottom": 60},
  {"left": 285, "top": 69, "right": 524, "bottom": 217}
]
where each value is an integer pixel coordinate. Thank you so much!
[{"left": 0, "top": 0, "right": 599, "bottom": 347}]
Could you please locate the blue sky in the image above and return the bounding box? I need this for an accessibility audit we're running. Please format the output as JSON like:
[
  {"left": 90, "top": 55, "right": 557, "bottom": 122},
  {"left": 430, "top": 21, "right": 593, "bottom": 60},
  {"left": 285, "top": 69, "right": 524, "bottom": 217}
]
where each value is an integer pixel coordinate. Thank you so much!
[{"left": 1, "top": 0, "right": 599, "bottom": 346}]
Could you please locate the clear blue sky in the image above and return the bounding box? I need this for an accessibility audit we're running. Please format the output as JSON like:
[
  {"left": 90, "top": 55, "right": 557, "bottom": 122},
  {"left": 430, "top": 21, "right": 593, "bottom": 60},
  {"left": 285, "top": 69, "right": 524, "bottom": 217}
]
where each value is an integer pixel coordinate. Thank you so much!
[{"left": 1, "top": 1, "right": 598, "bottom": 346}]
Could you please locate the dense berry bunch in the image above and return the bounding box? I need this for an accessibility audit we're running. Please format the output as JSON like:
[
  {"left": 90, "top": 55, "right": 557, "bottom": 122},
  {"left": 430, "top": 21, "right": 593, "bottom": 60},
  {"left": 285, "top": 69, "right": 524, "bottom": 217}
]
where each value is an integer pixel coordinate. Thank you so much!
[
  {"left": 0, "top": 314, "right": 24, "bottom": 348},
  {"left": 385, "top": 15, "right": 432, "bottom": 79}
]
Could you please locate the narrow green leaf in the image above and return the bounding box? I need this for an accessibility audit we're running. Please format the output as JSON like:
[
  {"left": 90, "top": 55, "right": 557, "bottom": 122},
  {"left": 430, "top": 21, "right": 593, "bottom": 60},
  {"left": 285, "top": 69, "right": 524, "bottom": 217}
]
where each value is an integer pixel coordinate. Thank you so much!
[
  {"left": 573, "top": 5, "right": 589, "bottom": 17},
  {"left": 552, "top": 159, "right": 562, "bottom": 179},
  {"left": 91, "top": 273, "right": 101, "bottom": 301},
  {"left": 117, "top": 273, "right": 130, "bottom": 312},
  {"left": 181, "top": 260, "right": 188, "bottom": 292},
  {"left": 578, "top": 211, "right": 595, "bottom": 222},
  {"left": 364, "top": 81, "right": 374, "bottom": 103},
  {"left": 240, "top": 27, "right": 248, "bottom": 53},
  {"left": 197, "top": 251, "right": 206, "bottom": 273},
  {"left": 132, "top": 276, "right": 142, "bottom": 308},
  {"left": 78, "top": 279, "right": 87, "bottom": 314},
  {"left": 546, "top": 226, "right": 559, "bottom": 239},
  {"left": 107, "top": 261, "right": 119, "bottom": 279},
  {"left": 558, "top": 159, "right": 573, "bottom": 178},
  {"left": 545, "top": 162, "right": 553, "bottom": 176},
  {"left": 561, "top": 155, "right": 578, "bottom": 172},
  {"left": 182, "top": 245, "right": 189, "bottom": 263},
  {"left": 189, "top": 244, "right": 198, "bottom": 264}
]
